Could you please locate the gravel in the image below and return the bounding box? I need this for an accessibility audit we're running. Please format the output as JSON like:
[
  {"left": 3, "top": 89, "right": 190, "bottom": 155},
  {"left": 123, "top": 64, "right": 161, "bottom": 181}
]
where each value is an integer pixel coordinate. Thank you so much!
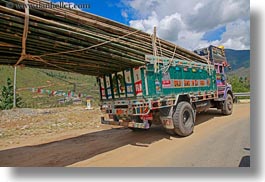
[{"left": 0, "top": 106, "right": 103, "bottom": 141}]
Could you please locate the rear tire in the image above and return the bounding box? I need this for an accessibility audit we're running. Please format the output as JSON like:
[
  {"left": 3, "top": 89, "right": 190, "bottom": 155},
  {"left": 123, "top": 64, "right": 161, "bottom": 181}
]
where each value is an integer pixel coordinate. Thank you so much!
[
  {"left": 172, "top": 102, "right": 195, "bottom": 137},
  {"left": 222, "top": 94, "right": 233, "bottom": 115}
]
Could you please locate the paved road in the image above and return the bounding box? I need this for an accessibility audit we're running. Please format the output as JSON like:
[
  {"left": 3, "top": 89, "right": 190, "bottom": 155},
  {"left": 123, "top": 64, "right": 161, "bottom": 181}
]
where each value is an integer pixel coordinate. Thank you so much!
[{"left": 0, "top": 104, "right": 250, "bottom": 167}]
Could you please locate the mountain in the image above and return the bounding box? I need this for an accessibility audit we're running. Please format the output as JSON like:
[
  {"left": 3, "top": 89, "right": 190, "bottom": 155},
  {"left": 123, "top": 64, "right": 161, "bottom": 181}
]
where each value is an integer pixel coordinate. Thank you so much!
[{"left": 225, "top": 49, "right": 250, "bottom": 77}]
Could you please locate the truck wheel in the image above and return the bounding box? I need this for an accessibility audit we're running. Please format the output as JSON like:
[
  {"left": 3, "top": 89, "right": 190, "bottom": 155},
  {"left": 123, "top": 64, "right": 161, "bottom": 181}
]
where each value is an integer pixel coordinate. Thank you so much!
[
  {"left": 172, "top": 102, "right": 195, "bottom": 137},
  {"left": 222, "top": 94, "right": 233, "bottom": 115}
]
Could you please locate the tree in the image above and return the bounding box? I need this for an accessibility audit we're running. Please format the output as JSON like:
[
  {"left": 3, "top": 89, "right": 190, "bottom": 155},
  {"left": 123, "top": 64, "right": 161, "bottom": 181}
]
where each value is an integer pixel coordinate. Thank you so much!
[
  {"left": 228, "top": 75, "right": 250, "bottom": 93},
  {"left": 0, "top": 78, "right": 22, "bottom": 110},
  {"left": 239, "top": 77, "right": 243, "bottom": 83}
]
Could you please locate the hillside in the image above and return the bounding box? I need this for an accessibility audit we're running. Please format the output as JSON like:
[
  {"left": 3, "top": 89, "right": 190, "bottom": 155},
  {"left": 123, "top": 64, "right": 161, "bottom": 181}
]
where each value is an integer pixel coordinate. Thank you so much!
[
  {"left": 0, "top": 66, "right": 98, "bottom": 108},
  {"left": 225, "top": 49, "right": 250, "bottom": 77}
]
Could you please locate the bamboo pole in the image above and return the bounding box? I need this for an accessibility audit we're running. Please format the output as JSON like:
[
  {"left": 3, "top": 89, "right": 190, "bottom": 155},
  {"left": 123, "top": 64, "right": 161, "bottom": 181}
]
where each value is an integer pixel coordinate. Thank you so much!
[{"left": 0, "top": 0, "right": 208, "bottom": 77}]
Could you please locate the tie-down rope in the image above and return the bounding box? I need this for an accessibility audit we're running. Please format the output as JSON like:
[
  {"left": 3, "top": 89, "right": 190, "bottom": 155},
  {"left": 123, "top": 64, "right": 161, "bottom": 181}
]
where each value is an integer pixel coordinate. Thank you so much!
[{"left": 14, "top": 0, "right": 141, "bottom": 71}]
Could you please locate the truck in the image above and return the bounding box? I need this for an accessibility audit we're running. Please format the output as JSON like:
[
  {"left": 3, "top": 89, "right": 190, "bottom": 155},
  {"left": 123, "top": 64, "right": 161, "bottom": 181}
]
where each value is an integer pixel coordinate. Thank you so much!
[{"left": 98, "top": 45, "right": 234, "bottom": 137}]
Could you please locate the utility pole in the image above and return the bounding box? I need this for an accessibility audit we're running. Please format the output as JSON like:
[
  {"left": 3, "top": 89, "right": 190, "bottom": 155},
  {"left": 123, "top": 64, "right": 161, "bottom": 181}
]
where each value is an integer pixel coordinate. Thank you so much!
[{"left": 13, "top": 66, "right": 17, "bottom": 108}]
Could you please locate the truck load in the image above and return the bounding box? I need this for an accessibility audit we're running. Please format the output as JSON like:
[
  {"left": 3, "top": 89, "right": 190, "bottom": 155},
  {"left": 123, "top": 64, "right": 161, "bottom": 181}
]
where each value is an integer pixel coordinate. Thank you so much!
[{"left": 99, "top": 45, "right": 233, "bottom": 137}]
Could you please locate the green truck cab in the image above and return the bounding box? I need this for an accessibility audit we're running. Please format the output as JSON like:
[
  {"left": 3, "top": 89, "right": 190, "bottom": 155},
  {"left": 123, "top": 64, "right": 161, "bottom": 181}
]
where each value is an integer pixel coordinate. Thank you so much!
[{"left": 98, "top": 45, "right": 233, "bottom": 136}]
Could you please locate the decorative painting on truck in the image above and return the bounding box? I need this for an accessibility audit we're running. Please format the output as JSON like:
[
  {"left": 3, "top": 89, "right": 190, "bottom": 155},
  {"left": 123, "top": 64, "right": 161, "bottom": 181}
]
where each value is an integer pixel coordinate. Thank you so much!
[
  {"left": 133, "top": 67, "right": 143, "bottom": 96},
  {"left": 162, "top": 72, "right": 172, "bottom": 88},
  {"left": 105, "top": 75, "right": 112, "bottom": 99},
  {"left": 99, "top": 77, "right": 106, "bottom": 100},
  {"left": 117, "top": 71, "right": 126, "bottom": 98},
  {"left": 124, "top": 68, "right": 134, "bottom": 97},
  {"left": 112, "top": 73, "right": 119, "bottom": 98}
]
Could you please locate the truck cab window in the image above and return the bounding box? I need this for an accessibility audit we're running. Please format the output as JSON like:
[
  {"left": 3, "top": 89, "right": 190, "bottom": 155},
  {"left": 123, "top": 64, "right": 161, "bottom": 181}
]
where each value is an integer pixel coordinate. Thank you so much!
[
  {"left": 215, "top": 65, "right": 219, "bottom": 73},
  {"left": 219, "top": 66, "right": 223, "bottom": 73}
]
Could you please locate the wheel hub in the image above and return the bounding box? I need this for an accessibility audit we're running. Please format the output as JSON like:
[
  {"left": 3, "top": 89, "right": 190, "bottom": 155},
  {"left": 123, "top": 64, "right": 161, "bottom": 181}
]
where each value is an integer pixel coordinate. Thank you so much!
[
  {"left": 227, "top": 98, "right": 233, "bottom": 110},
  {"left": 183, "top": 110, "right": 190, "bottom": 124}
]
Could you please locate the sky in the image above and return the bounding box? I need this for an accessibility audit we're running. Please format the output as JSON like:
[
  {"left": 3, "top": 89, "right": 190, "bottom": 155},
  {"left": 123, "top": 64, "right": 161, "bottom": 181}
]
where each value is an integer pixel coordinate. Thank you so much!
[{"left": 51, "top": 0, "right": 250, "bottom": 50}]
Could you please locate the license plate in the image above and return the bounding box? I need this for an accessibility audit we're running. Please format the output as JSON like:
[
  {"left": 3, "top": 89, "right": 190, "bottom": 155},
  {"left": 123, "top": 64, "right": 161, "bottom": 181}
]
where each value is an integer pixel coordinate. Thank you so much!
[{"left": 140, "top": 113, "right": 153, "bottom": 121}]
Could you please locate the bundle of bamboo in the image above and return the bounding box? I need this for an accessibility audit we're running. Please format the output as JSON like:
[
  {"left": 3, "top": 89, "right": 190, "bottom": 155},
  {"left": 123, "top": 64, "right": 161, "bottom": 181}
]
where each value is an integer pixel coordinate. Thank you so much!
[{"left": 0, "top": 0, "right": 208, "bottom": 76}]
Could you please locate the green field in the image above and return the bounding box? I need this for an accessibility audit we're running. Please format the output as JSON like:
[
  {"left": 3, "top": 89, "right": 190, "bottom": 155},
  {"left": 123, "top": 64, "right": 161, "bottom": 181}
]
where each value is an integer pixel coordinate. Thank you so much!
[{"left": 0, "top": 65, "right": 99, "bottom": 109}]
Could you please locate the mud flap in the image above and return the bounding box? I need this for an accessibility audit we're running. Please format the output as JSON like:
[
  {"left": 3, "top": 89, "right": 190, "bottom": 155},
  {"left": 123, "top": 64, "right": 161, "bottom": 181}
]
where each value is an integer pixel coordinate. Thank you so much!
[
  {"left": 159, "top": 107, "right": 175, "bottom": 129},
  {"left": 160, "top": 117, "right": 174, "bottom": 129}
]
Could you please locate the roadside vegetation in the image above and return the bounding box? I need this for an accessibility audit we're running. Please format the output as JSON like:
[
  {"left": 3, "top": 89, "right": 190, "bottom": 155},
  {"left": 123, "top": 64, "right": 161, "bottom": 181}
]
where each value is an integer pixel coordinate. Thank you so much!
[
  {"left": 0, "top": 78, "right": 23, "bottom": 110},
  {"left": 0, "top": 66, "right": 99, "bottom": 110},
  {"left": 227, "top": 75, "right": 250, "bottom": 93}
]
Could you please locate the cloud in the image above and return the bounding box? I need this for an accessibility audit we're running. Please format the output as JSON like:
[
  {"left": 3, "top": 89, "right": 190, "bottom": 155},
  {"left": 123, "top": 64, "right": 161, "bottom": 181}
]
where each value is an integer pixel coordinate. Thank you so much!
[
  {"left": 121, "top": 10, "right": 129, "bottom": 19},
  {"left": 220, "top": 19, "right": 250, "bottom": 50},
  {"left": 130, "top": 11, "right": 160, "bottom": 33},
  {"left": 184, "top": 0, "right": 249, "bottom": 32},
  {"left": 127, "top": 0, "right": 160, "bottom": 18},
  {"left": 130, "top": 11, "right": 184, "bottom": 42},
  {"left": 123, "top": 0, "right": 250, "bottom": 50}
]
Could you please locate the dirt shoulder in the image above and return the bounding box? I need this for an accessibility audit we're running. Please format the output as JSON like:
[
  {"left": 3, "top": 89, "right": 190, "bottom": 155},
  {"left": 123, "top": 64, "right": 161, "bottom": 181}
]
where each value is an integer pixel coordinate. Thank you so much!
[{"left": 0, "top": 106, "right": 113, "bottom": 150}]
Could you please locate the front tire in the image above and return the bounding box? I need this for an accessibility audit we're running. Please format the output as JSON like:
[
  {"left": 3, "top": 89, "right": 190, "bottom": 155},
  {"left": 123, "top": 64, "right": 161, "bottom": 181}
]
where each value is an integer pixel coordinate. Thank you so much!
[
  {"left": 222, "top": 94, "right": 233, "bottom": 115},
  {"left": 172, "top": 102, "right": 195, "bottom": 137}
]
